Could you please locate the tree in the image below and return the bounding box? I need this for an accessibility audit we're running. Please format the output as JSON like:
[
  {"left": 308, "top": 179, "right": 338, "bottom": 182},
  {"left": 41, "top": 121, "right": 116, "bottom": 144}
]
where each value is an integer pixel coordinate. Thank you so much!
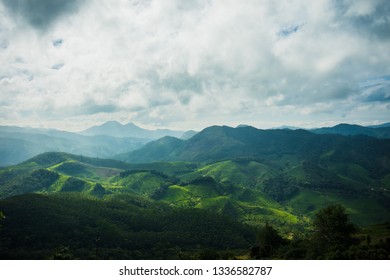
[
  {"left": 251, "top": 223, "right": 287, "bottom": 259},
  {"left": 312, "top": 204, "right": 357, "bottom": 250}
]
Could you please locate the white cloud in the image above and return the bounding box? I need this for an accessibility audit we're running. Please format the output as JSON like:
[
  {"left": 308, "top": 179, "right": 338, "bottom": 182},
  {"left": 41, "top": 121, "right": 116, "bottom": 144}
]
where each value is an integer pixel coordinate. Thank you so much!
[{"left": 0, "top": 0, "right": 389, "bottom": 131}]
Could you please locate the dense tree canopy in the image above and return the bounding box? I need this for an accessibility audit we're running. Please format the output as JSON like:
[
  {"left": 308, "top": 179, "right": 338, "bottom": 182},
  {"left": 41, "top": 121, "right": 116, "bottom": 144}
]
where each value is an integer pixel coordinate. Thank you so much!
[{"left": 312, "top": 204, "right": 357, "bottom": 248}]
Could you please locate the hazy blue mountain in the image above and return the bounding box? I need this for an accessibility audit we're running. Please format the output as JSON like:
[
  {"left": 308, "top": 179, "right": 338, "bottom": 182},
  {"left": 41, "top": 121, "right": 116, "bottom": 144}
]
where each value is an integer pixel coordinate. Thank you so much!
[
  {"left": 0, "top": 126, "right": 149, "bottom": 166},
  {"left": 0, "top": 137, "right": 42, "bottom": 166},
  {"left": 310, "top": 123, "right": 390, "bottom": 138},
  {"left": 368, "top": 122, "right": 390, "bottom": 128},
  {"left": 273, "top": 125, "right": 302, "bottom": 130},
  {"left": 116, "top": 136, "right": 185, "bottom": 163},
  {"left": 80, "top": 121, "right": 184, "bottom": 139},
  {"left": 180, "top": 130, "right": 197, "bottom": 139}
]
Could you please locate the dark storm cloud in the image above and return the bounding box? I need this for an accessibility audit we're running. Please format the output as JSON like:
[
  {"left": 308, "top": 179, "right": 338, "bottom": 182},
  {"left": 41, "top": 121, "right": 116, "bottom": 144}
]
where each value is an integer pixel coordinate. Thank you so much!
[{"left": 2, "top": 0, "right": 84, "bottom": 30}]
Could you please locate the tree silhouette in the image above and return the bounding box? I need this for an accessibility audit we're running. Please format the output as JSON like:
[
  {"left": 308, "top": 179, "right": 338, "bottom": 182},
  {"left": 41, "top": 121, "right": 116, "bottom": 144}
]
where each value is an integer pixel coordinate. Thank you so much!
[
  {"left": 251, "top": 223, "right": 287, "bottom": 259},
  {"left": 312, "top": 204, "right": 357, "bottom": 252}
]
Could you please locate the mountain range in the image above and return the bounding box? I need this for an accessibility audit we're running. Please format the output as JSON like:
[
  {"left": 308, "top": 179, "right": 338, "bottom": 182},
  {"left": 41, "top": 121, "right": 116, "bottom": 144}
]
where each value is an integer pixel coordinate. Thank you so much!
[
  {"left": 1, "top": 121, "right": 389, "bottom": 167},
  {"left": 310, "top": 123, "right": 390, "bottom": 138},
  {"left": 0, "top": 121, "right": 193, "bottom": 167},
  {"left": 1, "top": 121, "right": 390, "bottom": 259},
  {"left": 0, "top": 125, "right": 149, "bottom": 167},
  {"left": 1, "top": 124, "right": 389, "bottom": 225},
  {"left": 117, "top": 125, "right": 390, "bottom": 164}
]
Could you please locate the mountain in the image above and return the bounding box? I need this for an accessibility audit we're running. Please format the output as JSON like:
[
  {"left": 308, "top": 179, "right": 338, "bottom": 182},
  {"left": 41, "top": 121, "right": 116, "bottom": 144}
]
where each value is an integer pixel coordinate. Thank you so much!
[
  {"left": 0, "top": 125, "right": 149, "bottom": 166},
  {"left": 80, "top": 121, "right": 185, "bottom": 139},
  {"left": 272, "top": 125, "right": 301, "bottom": 130},
  {"left": 118, "top": 125, "right": 390, "bottom": 165},
  {"left": 311, "top": 123, "right": 390, "bottom": 138},
  {"left": 116, "top": 136, "right": 185, "bottom": 163},
  {"left": 181, "top": 130, "right": 198, "bottom": 139},
  {"left": 368, "top": 122, "right": 390, "bottom": 128},
  {"left": 114, "top": 125, "right": 390, "bottom": 226}
]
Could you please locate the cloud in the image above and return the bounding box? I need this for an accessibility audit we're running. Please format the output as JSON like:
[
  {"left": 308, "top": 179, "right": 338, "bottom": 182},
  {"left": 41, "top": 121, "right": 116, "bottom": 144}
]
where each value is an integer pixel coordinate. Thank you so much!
[
  {"left": 334, "top": 0, "right": 390, "bottom": 39},
  {"left": 0, "top": 38, "right": 8, "bottom": 49},
  {"left": 359, "top": 76, "right": 390, "bottom": 102},
  {"left": 1, "top": 0, "right": 83, "bottom": 30},
  {"left": 0, "top": 0, "right": 389, "bottom": 131}
]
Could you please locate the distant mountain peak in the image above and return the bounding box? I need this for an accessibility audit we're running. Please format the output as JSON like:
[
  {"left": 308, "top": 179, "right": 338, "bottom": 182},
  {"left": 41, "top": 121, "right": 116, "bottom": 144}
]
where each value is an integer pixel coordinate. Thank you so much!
[
  {"left": 124, "top": 122, "right": 141, "bottom": 128},
  {"left": 101, "top": 120, "right": 123, "bottom": 126},
  {"left": 181, "top": 130, "right": 197, "bottom": 140},
  {"left": 79, "top": 121, "right": 184, "bottom": 139}
]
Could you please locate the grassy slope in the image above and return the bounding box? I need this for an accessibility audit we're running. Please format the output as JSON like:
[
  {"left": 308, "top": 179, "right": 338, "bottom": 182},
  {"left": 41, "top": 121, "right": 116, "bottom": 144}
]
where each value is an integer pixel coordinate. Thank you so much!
[{"left": 1, "top": 152, "right": 389, "bottom": 232}]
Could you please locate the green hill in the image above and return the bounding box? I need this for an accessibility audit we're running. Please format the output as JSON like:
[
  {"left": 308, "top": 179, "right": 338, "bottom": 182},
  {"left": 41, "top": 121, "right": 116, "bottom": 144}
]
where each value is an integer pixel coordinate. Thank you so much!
[
  {"left": 1, "top": 150, "right": 389, "bottom": 229},
  {"left": 118, "top": 126, "right": 390, "bottom": 170},
  {"left": 311, "top": 123, "right": 390, "bottom": 138},
  {"left": 0, "top": 193, "right": 254, "bottom": 259}
]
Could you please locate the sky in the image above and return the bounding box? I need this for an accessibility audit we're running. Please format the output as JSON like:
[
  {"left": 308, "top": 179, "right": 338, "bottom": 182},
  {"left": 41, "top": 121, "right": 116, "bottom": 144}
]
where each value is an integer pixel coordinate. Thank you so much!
[{"left": 0, "top": 0, "right": 389, "bottom": 132}]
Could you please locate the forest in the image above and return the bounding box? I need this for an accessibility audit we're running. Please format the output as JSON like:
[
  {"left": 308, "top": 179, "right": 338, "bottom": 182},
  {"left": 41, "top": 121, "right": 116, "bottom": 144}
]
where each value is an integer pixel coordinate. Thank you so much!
[{"left": 0, "top": 195, "right": 389, "bottom": 259}]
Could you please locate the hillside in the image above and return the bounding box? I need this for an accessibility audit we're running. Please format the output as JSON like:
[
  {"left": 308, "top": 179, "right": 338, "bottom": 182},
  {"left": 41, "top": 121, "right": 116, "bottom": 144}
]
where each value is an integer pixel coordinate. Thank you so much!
[
  {"left": 0, "top": 193, "right": 254, "bottom": 259},
  {"left": 1, "top": 149, "right": 389, "bottom": 229},
  {"left": 0, "top": 152, "right": 306, "bottom": 231},
  {"left": 115, "top": 125, "right": 390, "bottom": 226}
]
